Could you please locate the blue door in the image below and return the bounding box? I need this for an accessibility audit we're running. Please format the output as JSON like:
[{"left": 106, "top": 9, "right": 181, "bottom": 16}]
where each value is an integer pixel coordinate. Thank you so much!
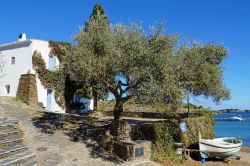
[{"left": 47, "top": 89, "right": 52, "bottom": 110}]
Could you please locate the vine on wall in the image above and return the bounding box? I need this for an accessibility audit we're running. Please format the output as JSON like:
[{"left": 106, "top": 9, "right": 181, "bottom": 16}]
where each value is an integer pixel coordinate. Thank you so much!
[{"left": 32, "top": 41, "right": 71, "bottom": 109}]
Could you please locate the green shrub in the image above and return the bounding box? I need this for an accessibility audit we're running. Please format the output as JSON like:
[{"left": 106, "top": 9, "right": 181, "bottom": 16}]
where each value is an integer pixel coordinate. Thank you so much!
[
  {"left": 181, "top": 116, "right": 214, "bottom": 148},
  {"left": 131, "top": 121, "right": 182, "bottom": 165},
  {"left": 151, "top": 122, "right": 182, "bottom": 165},
  {"left": 131, "top": 116, "right": 214, "bottom": 165}
]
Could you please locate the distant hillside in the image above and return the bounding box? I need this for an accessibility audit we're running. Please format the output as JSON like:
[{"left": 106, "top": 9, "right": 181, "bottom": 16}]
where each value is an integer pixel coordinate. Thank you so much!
[{"left": 97, "top": 99, "right": 213, "bottom": 113}]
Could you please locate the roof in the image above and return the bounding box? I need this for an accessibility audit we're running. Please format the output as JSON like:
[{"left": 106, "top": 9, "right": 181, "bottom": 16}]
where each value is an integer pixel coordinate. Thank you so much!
[
  {"left": 0, "top": 40, "right": 32, "bottom": 49},
  {"left": 0, "top": 39, "right": 48, "bottom": 49}
]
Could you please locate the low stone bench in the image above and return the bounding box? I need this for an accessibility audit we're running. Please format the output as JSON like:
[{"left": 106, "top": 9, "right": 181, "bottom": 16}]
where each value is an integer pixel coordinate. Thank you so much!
[{"left": 113, "top": 140, "right": 151, "bottom": 161}]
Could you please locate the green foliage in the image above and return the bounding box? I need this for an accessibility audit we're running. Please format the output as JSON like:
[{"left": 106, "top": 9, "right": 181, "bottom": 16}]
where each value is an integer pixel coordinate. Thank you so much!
[
  {"left": 32, "top": 40, "right": 73, "bottom": 108},
  {"left": 65, "top": 9, "right": 181, "bottom": 118},
  {"left": 32, "top": 5, "right": 110, "bottom": 110},
  {"left": 49, "top": 40, "right": 71, "bottom": 62},
  {"left": 131, "top": 117, "right": 214, "bottom": 164},
  {"left": 151, "top": 122, "right": 182, "bottom": 165},
  {"left": 32, "top": 51, "right": 59, "bottom": 88},
  {"left": 33, "top": 3, "right": 231, "bottom": 119},
  {"left": 84, "top": 4, "right": 109, "bottom": 32},
  {"left": 32, "top": 50, "right": 66, "bottom": 108},
  {"left": 182, "top": 116, "right": 215, "bottom": 148},
  {"left": 131, "top": 121, "right": 182, "bottom": 165},
  {"left": 131, "top": 124, "right": 155, "bottom": 141},
  {"left": 65, "top": 4, "right": 230, "bottom": 119},
  {"left": 192, "top": 108, "right": 216, "bottom": 125},
  {"left": 175, "top": 42, "right": 230, "bottom": 103}
]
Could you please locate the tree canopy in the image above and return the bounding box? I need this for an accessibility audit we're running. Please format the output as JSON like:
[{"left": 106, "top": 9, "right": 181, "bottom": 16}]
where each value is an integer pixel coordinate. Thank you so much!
[
  {"left": 63, "top": 4, "right": 230, "bottom": 120},
  {"left": 175, "top": 43, "right": 230, "bottom": 103}
]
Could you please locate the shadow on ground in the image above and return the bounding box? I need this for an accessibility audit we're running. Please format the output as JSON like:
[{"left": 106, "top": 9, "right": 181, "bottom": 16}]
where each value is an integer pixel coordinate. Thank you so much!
[{"left": 32, "top": 112, "right": 123, "bottom": 164}]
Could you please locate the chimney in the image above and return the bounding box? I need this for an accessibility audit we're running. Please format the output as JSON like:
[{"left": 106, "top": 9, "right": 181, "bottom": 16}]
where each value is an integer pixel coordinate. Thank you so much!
[{"left": 18, "top": 33, "right": 27, "bottom": 41}]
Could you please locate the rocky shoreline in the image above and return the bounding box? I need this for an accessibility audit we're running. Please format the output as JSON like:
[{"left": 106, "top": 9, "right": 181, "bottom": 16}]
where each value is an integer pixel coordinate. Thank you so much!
[{"left": 219, "top": 109, "right": 250, "bottom": 113}]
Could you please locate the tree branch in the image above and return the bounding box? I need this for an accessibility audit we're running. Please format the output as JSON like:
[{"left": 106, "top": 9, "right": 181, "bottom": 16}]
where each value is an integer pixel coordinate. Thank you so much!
[{"left": 124, "top": 78, "right": 142, "bottom": 93}]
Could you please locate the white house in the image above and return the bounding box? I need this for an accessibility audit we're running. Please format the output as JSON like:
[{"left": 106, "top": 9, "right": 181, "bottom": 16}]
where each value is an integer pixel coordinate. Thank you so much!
[{"left": 0, "top": 34, "right": 93, "bottom": 113}]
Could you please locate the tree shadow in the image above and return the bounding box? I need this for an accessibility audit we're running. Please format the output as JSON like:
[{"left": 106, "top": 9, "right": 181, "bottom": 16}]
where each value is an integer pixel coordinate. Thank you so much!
[{"left": 32, "top": 112, "right": 123, "bottom": 164}]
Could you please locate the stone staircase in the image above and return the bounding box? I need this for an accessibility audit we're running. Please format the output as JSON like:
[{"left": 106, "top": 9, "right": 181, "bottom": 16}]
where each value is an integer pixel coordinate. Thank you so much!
[{"left": 0, "top": 118, "right": 37, "bottom": 166}]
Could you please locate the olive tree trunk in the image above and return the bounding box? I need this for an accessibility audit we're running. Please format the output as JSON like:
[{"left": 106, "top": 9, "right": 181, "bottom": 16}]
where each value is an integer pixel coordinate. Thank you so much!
[{"left": 113, "top": 99, "right": 124, "bottom": 121}]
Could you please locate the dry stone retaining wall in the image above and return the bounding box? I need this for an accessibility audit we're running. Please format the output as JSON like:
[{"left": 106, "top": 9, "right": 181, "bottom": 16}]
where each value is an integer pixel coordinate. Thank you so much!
[{"left": 16, "top": 74, "right": 38, "bottom": 105}]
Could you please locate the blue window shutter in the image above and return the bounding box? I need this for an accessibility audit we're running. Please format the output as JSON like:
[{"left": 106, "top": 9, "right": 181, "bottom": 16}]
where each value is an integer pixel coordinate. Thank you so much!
[{"left": 49, "top": 56, "right": 56, "bottom": 70}]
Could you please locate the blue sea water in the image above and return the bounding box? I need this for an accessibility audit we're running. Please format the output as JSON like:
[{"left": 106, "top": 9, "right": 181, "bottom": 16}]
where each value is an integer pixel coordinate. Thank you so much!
[{"left": 213, "top": 112, "right": 250, "bottom": 147}]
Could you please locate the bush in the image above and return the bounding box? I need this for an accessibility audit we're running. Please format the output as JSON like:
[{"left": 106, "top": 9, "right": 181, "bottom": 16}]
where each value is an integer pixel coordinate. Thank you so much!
[
  {"left": 151, "top": 122, "right": 182, "bottom": 165},
  {"left": 131, "top": 116, "right": 215, "bottom": 165},
  {"left": 181, "top": 116, "right": 215, "bottom": 148},
  {"left": 131, "top": 121, "right": 182, "bottom": 165}
]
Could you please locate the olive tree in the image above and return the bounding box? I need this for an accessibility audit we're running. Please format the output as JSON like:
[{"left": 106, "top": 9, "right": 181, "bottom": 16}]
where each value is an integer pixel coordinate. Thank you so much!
[
  {"left": 65, "top": 7, "right": 179, "bottom": 120},
  {"left": 175, "top": 42, "right": 230, "bottom": 115},
  {"left": 65, "top": 4, "right": 230, "bottom": 120}
]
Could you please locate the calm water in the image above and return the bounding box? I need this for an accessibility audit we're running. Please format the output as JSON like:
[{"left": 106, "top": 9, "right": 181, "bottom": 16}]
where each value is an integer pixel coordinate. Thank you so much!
[{"left": 213, "top": 112, "right": 250, "bottom": 147}]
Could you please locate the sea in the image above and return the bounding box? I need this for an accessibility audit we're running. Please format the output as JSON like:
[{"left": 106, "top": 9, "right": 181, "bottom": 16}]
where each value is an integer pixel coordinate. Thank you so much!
[{"left": 213, "top": 112, "right": 250, "bottom": 147}]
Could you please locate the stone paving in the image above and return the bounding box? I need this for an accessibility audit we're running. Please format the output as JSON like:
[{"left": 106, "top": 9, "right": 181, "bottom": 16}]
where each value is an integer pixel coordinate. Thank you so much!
[{"left": 0, "top": 97, "right": 158, "bottom": 166}]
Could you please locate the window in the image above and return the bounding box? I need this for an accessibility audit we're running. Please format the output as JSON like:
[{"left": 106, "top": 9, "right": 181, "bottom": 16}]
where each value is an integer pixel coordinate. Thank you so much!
[
  {"left": 5, "top": 85, "right": 10, "bottom": 94},
  {"left": 11, "top": 57, "right": 15, "bottom": 65},
  {"left": 48, "top": 56, "right": 56, "bottom": 70}
]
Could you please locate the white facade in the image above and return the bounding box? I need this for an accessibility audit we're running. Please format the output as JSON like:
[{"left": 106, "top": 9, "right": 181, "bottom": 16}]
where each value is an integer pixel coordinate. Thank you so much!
[{"left": 0, "top": 34, "right": 93, "bottom": 113}]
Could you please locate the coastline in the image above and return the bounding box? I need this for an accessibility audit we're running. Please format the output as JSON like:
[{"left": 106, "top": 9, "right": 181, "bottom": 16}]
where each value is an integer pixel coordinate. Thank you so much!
[
  {"left": 211, "top": 110, "right": 250, "bottom": 115},
  {"left": 218, "top": 109, "right": 250, "bottom": 113}
]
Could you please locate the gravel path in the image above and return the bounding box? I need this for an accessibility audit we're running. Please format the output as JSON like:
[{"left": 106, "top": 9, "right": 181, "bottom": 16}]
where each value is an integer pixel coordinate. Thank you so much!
[{"left": 0, "top": 98, "right": 158, "bottom": 166}]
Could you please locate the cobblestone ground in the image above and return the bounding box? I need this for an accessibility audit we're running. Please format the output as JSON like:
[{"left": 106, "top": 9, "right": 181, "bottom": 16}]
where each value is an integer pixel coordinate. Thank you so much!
[{"left": 0, "top": 97, "right": 158, "bottom": 166}]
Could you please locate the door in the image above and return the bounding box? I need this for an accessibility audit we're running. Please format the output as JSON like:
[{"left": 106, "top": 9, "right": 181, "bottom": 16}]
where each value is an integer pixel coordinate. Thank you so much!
[{"left": 47, "top": 89, "right": 52, "bottom": 110}]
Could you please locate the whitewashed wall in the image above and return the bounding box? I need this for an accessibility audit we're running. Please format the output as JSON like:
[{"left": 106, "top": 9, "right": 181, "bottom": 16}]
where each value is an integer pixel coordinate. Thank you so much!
[
  {"left": 0, "top": 39, "right": 64, "bottom": 113},
  {"left": 0, "top": 41, "right": 33, "bottom": 96},
  {"left": 31, "top": 40, "right": 63, "bottom": 113},
  {"left": 0, "top": 37, "right": 93, "bottom": 114}
]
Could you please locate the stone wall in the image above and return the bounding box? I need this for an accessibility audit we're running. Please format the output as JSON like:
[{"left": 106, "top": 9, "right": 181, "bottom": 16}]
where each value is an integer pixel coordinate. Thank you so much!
[
  {"left": 99, "top": 110, "right": 187, "bottom": 119},
  {"left": 16, "top": 74, "right": 38, "bottom": 105}
]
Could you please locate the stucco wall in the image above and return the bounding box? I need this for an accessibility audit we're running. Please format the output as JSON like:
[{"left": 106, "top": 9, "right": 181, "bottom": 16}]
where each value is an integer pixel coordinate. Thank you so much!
[
  {"left": 31, "top": 40, "right": 63, "bottom": 113},
  {"left": 0, "top": 41, "right": 33, "bottom": 96},
  {"left": 0, "top": 38, "right": 93, "bottom": 114},
  {"left": 0, "top": 39, "right": 64, "bottom": 113}
]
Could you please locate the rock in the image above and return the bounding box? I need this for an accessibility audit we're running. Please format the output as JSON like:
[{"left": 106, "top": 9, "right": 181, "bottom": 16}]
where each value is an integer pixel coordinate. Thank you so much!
[{"left": 16, "top": 74, "right": 38, "bottom": 105}]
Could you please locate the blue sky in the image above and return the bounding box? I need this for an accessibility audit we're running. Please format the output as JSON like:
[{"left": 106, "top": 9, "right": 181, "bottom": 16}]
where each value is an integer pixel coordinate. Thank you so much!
[{"left": 0, "top": 0, "right": 250, "bottom": 110}]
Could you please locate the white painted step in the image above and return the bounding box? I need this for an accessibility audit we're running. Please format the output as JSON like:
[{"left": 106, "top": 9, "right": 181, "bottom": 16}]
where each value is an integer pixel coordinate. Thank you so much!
[
  {"left": 0, "top": 137, "right": 22, "bottom": 145},
  {"left": 0, "top": 129, "right": 19, "bottom": 136},
  {"left": 0, "top": 120, "right": 18, "bottom": 124},
  {"left": 0, "top": 151, "right": 34, "bottom": 166},
  {"left": 0, "top": 123, "right": 16, "bottom": 127},
  {"left": 0, "top": 145, "right": 28, "bottom": 156}
]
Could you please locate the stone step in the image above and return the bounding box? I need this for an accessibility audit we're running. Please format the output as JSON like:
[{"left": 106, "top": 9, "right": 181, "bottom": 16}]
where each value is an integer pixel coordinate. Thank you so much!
[
  {"left": 0, "top": 129, "right": 19, "bottom": 140},
  {"left": 0, "top": 151, "right": 35, "bottom": 166},
  {"left": 0, "top": 120, "right": 18, "bottom": 124},
  {"left": 0, "top": 123, "right": 17, "bottom": 131},
  {"left": 23, "top": 160, "right": 37, "bottom": 166},
  {"left": 0, "top": 145, "right": 28, "bottom": 159},
  {"left": 0, "top": 130, "right": 19, "bottom": 135},
  {"left": 0, "top": 118, "right": 7, "bottom": 121},
  {"left": 0, "top": 138, "right": 22, "bottom": 149}
]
